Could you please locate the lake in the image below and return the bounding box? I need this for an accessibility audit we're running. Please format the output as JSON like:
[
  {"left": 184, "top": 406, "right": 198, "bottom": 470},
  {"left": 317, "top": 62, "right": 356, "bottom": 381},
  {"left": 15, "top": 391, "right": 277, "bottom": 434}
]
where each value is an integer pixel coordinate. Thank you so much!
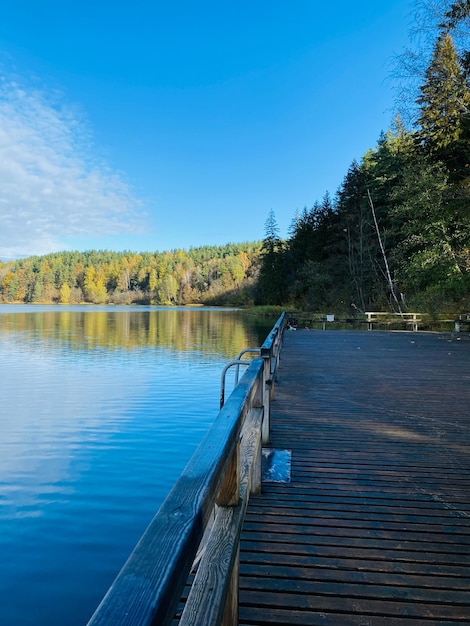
[{"left": 0, "top": 305, "right": 274, "bottom": 626}]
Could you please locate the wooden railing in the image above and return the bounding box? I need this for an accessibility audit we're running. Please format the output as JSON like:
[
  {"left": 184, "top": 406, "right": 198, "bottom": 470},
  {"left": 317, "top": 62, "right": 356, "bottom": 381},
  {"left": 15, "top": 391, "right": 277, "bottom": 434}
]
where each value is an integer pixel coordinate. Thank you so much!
[
  {"left": 365, "top": 311, "right": 423, "bottom": 331},
  {"left": 87, "top": 312, "right": 286, "bottom": 626},
  {"left": 286, "top": 311, "right": 426, "bottom": 331}
]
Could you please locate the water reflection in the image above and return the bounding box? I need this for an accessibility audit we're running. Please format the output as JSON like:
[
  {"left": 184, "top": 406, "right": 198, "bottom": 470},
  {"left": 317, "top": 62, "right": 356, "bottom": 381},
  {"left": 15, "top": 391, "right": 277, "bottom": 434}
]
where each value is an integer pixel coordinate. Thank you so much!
[
  {"left": 0, "top": 306, "right": 273, "bottom": 626},
  {"left": 0, "top": 306, "right": 268, "bottom": 358}
]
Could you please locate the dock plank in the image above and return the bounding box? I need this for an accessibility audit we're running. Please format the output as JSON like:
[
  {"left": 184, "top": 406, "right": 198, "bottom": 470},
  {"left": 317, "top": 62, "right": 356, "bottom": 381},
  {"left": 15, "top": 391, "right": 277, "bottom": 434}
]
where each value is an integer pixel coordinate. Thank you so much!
[{"left": 239, "top": 330, "right": 470, "bottom": 625}]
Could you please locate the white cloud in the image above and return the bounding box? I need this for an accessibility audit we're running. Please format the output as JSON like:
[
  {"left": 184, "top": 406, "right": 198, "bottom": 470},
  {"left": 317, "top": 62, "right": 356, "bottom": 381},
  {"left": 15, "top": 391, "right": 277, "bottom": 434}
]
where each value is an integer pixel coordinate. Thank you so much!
[{"left": 0, "top": 72, "right": 143, "bottom": 259}]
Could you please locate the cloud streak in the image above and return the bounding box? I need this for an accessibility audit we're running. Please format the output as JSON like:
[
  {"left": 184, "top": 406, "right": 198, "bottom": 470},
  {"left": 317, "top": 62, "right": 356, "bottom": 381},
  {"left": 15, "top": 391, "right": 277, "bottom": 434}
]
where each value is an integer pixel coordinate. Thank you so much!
[{"left": 0, "top": 72, "right": 143, "bottom": 259}]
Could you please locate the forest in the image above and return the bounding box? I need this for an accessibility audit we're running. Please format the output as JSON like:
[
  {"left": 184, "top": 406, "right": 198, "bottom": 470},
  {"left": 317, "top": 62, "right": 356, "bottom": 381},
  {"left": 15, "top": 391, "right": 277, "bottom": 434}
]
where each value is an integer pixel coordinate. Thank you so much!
[
  {"left": 1, "top": 1, "right": 470, "bottom": 313},
  {"left": 258, "top": 1, "right": 470, "bottom": 315},
  {"left": 0, "top": 244, "right": 262, "bottom": 306}
]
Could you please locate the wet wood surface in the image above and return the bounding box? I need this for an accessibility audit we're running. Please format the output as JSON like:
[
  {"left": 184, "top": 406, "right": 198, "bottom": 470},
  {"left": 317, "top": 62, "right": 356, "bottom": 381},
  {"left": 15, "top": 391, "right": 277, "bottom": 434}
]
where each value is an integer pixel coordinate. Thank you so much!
[{"left": 239, "top": 330, "right": 470, "bottom": 625}]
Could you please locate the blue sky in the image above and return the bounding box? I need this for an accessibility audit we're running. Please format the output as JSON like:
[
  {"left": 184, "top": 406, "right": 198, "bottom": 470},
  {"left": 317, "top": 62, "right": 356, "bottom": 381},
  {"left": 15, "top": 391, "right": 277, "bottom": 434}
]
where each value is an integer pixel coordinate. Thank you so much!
[{"left": 0, "top": 1, "right": 414, "bottom": 259}]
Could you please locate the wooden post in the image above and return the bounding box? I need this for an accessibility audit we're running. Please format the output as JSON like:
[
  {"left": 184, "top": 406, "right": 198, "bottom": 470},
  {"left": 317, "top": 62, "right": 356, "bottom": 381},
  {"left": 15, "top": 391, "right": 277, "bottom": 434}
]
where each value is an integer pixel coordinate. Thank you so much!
[
  {"left": 242, "top": 406, "right": 263, "bottom": 496},
  {"left": 216, "top": 445, "right": 239, "bottom": 508},
  {"left": 250, "top": 378, "right": 269, "bottom": 494},
  {"left": 262, "top": 355, "right": 271, "bottom": 445},
  {"left": 216, "top": 445, "right": 240, "bottom": 626},
  {"left": 271, "top": 335, "right": 281, "bottom": 398},
  {"left": 251, "top": 436, "right": 262, "bottom": 495},
  {"left": 221, "top": 546, "right": 239, "bottom": 626}
]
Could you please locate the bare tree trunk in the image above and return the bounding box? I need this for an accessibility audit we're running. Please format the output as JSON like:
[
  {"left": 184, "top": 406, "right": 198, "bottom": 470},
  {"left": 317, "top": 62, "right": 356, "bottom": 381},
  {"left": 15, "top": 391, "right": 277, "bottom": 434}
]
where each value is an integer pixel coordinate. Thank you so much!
[{"left": 367, "top": 189, "right": 402, "bottom": 313}]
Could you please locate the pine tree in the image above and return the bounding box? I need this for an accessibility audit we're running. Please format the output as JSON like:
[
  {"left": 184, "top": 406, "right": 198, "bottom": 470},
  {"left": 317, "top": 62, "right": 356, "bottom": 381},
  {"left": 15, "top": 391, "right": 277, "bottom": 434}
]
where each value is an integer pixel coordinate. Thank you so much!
[
  {"left": 258, "top": 210, "right": 287, "bottom": 304},
  {"left": 416, "top": 33, "right": 470, "bottom": 177},
  {"left": 262, "top": 209, "right": 281, "bottom": 256}
]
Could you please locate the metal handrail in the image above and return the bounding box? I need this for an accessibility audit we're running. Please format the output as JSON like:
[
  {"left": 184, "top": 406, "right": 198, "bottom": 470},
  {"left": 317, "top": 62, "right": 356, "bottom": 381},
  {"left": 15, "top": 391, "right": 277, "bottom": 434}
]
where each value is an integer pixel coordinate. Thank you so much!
[
  {"left": 235, "top": 348, "right": 261, "bottom": 384},
  {"left": 219, "top": 347, "right": 270, "bottom": 409},
  {"left": 87, "top": 312, "right": 286, "bottom": 626},
  {"left": 219, "top": 359, "right": 251, "bottom": 408}
]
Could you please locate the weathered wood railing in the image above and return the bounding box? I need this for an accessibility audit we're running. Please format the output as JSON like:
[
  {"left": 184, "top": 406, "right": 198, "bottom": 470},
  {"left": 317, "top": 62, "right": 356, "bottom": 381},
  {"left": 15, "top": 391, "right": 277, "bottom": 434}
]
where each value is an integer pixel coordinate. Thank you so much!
[
  {"left": 286, "top": 311, "right": 426, "bottom": 331},
  {"left": 87, "top": 312, "right": 286, "bottom": 626},
  {"left": 365, "top": 311, "right": 423, "bottom": 331}
]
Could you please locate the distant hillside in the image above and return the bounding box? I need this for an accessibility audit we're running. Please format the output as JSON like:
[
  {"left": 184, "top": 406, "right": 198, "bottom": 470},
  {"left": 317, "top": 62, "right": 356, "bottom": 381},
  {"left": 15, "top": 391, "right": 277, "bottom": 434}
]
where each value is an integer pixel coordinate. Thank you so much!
[{"left": 0, "top": 243, "right": 262, "bottom": 305}]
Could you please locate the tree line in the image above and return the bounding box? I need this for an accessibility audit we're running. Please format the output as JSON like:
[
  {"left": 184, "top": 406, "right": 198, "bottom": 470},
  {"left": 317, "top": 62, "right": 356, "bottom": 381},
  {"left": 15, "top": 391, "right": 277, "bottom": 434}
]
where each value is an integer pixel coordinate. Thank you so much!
[
  {"left": 2, "top": 1, "right": 469, "bottom": 314},
  {"left": 0, "top": 244, "right": 262, "bottom": 305},
  {"left": 259, "top": 0, "right": 470, "bottom": 315}
]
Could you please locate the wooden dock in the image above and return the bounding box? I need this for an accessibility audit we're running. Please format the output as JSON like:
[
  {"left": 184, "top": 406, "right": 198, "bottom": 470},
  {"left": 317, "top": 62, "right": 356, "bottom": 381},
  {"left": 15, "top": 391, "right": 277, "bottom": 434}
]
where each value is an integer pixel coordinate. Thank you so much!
[{"left": 238, "top": 330, "right": 470, "bottom": 625}]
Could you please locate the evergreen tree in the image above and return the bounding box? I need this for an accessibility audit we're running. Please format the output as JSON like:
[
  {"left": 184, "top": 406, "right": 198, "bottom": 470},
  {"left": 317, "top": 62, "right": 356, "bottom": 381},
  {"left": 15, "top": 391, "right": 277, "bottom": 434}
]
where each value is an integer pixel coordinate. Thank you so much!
[
  {"left": 416, "top": 33, "right": 470, "bottom": 177},
  {"left": 287, "top": 193, "right": 344, "bottom": 310},
  {"left": 262, "top": 209, "right": 281, "bottom": 255},
  {"left": 258, "top": 210, "right": 287, "bottom": 304}
]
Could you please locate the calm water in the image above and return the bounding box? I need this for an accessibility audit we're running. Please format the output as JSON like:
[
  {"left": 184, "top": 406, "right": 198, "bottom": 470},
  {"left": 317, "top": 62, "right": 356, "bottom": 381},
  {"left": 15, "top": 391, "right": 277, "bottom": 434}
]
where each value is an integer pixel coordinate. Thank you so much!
[{"left": 0, "top": 306, "right": 273, "bottom": 625}]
